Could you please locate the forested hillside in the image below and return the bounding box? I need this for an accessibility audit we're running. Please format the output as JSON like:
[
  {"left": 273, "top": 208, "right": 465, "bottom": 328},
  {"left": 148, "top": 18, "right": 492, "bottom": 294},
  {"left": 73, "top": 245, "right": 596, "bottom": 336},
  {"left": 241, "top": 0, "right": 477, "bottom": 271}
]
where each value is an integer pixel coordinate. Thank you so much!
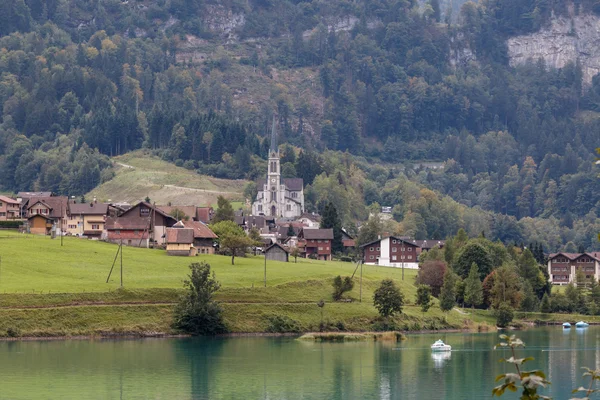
[{"left": 0, "top": 0, "right": 598, "bottom": 250}]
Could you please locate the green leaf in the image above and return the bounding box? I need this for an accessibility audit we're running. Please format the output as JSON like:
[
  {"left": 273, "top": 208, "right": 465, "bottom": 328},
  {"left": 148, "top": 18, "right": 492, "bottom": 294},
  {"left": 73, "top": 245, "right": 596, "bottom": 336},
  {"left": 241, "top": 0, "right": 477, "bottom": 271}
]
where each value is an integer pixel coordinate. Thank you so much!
[{"left": 495, "top": 374, "right": 507, "bottom": 382}]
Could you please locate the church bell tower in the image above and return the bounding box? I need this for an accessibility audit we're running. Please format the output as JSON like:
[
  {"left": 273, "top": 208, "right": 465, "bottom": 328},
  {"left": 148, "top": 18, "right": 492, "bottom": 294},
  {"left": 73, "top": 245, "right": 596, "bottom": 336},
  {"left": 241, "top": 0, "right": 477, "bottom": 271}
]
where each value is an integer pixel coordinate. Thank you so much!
[{"left": 267, "top": 117, "right": 280, "bottom": 217}]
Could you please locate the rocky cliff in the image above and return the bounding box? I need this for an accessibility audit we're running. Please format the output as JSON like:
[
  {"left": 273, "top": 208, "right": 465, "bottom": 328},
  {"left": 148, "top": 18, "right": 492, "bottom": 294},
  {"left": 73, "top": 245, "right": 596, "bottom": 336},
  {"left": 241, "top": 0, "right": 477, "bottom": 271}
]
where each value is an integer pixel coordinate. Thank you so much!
[{"left": 507, "top": 14, "right": 600, "bottom": 85}]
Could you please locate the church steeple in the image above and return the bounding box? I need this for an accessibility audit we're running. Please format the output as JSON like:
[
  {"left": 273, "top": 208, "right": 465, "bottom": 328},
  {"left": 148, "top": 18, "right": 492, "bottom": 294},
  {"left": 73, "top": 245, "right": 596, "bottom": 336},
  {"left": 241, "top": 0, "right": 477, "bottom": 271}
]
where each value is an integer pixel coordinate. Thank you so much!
[{"left": 270, "top": 116, "right": 278, "bottom": 153}]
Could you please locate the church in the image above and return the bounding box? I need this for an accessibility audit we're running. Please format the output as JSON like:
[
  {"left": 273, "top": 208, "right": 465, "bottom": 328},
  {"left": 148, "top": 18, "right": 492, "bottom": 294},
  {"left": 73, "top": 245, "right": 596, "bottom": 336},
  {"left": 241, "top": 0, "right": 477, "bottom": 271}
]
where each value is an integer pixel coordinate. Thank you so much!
[{"left": 252, "top": 119, "right": 304, "bottom": 218}]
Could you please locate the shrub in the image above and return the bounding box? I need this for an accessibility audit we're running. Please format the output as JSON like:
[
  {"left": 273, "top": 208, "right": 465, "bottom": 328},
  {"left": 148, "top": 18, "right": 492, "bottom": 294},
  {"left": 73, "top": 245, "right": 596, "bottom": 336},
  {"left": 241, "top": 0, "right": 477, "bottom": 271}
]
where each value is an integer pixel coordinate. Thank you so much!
[
  {"left": 0, "top": 221, "right": 22, "bottom": 229},
  {"left": 371, "top": 317, "right": 398, "bottom": 332},
  {"left": 494, "top": 302, "right": 514, "bottom": 328},
  {"left": 373, "top": 279, "right": 404, "bottom": 317},
  {"left": 172, "top": 262, "right": 227, "bottom": 335},
  {"left": 332, "top": 275, "right": 354, "bottom": 301},
  {"left": 6, "top": 327, "right": 21, "bottom": 338},
  {"left": 265, "top": 315, "right": 300, "bottom": 333}
]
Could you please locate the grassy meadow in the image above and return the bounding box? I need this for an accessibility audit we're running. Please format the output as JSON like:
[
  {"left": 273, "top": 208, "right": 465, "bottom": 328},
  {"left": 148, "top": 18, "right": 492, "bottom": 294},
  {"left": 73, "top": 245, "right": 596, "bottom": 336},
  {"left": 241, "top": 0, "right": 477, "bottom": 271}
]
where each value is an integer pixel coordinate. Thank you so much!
[{"left": 86, "top": 150, "right": 246, "bottom": 206}]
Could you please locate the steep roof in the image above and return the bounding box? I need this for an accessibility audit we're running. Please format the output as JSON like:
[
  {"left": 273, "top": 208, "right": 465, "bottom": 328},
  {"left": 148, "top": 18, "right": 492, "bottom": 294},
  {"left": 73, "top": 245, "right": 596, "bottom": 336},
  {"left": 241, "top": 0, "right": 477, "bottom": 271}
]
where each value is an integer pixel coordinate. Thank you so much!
[
  {"left": 265, "top": 242, "right": 289, "bottom": 254},
  {"left": 28, "top": 196, "right": 68, "bottom": 219},
  {"left": 0, "top": 195, "right": 19, "bottom": 205},
  {"left": 182, "top": 220, "right": 218, "bottom": 239},
  {"left": 119, "top": 202, "right": 175, "bottom": 220},
  {"left": 300, "top": 228, "right": 333, "bottom": 240},
  {"left": 283, "top": 178, "right": 304, "bottom": 191},
  {"left": 156, "top": 205, "right": 198, "bottom": 221},
  {"left": 18, "top": 192, "right": 52, "bottom": 198},
  {"left": 409, "top": 239, "right": 445, "bottom": 249},
  {"left": 105, "top": 202, "right": 176, "bottom": 230},
  {"left": 195, "top": 207, "right": 214, "bottom": 223},
  {"left": 300, "top": 212, "right": 320, "bottom": 222},
  {"left": 166, "top": 227, "right": 195, "bottom": 244},
  {"left": 69, "top": 202, "right": 109, "bottom": 216},
  {"left": 549, "top": 252, "right": 600, "bottom": 262}
]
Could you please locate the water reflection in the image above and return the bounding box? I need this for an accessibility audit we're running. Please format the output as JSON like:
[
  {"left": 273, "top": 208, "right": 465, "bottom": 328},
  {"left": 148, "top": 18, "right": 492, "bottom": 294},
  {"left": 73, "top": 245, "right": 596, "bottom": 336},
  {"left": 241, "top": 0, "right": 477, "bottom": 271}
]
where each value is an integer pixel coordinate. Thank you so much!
[
  {"left": 1, "top": 328, "right": 600, "bottom": 399},
  {"left": 431, "top": 351, "right": 451, "bottom": 368}
]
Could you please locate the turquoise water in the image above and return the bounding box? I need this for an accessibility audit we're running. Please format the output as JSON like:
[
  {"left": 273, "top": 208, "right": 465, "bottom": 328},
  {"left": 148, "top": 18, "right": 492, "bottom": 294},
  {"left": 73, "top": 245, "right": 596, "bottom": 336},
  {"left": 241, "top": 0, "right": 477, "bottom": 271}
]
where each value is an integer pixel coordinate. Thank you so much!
[{"left": 0, "top": 327, "right": 598, "bottom": 399}]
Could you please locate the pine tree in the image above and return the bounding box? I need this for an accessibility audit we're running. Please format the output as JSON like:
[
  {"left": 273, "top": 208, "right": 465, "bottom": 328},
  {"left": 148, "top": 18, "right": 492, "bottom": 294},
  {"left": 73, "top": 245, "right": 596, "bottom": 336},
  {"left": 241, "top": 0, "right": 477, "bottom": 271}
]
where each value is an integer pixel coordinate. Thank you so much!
[
  {"left": 213, "top": 196, "right": 235, "bottom": 223},
  {"left": 464, "top": 262, "right": 483, "bottom": 309},
  {"left": 540, "top": 292, "right": 551, "bottom": 313},
  {"left": 415, "top": 284, "right": 434, "bottom": 314},
  {"left": 320, "top": 202, "right": 343, "bottom": 253},
  {"left": 439, "top": 272, "right": 457, "bottom": 312}
]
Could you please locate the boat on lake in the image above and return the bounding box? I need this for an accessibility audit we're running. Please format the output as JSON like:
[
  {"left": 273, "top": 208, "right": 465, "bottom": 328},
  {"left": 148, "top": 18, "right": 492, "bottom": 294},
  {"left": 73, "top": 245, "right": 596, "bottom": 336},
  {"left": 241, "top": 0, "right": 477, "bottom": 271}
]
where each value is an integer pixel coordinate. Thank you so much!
[
  {"left": 563, "top": 322, "right": 571, "bottom": 328},
  {"left": 431, "top": 339, "right": 451, "bottom": 352},
  {"left": 576, "top": 321, "right": 589, "bottom": 328}
]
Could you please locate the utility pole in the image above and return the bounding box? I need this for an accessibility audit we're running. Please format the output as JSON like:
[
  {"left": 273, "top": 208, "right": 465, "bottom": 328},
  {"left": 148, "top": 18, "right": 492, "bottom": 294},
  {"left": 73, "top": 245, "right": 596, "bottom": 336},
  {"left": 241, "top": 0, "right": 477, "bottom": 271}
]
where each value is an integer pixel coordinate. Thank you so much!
[
  {"left": 359, "top": 260, "right": 363, "bottom": 303},
  {"left": 120, "top": 239, "right": 123, "bottom": 287},
  {"left": 264, "top": 252, "right": 267, "bottom": 287}
]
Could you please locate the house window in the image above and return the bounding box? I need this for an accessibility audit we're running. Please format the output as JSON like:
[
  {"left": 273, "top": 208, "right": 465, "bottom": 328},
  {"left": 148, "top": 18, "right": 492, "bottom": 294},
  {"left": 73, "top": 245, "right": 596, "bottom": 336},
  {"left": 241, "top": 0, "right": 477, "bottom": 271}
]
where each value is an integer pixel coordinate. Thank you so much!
[
  {"left": 318, "top": 247, "right": 323, "bottom": 251},
  {"left": 291, "top": 192, "right": 297, "bottom": 198},
  {"left": 401, "top": 247, "right": 405, "bottom": 251},
  {"left": 369, "top": 255, "right": 374, "bottom": 260},
  {"left": 392, "top": 247, "right": 397, "bottom": 252},
  {"left": 286, "top": 205, "right": 291, "bottom": 211},
  {"left": 0, "top": 202, "right": 3, "bottom": 207},
  {"left": 134, "top": 230, "right": 139, "bottom": 235},
  {"left": 140, "top": 207, "right": 150, "bottom": 217},
  {"left": 408, "top": 255, "right": 412, "bottom": 260},
  {"left": 318, "top": 240, "right": 322, "bottom": 243},
  {"left": 392, "top": 240, "right": 396, "bottom": 244},
  {"left": 408, "top": 247, "right": 412, "bottom": 251},
  {"left": 92, "top": 224, "right": 100, "bottom": 230},
  {"left": 258, "top": 205, "right": 262, "bottom": 212},
  {"left": 370, "top": 247, "right": 374, "bottom": 251},
  {"left": 0, "top": 212, "right": 5, "bottom": 217},
  {"left": 401, "top": 255, "right": 405, "bottom": 259},
  {"left": 392, "top": 256, "right": 397, "bottom": 261},
  {"left": 376, "top": 247, "right": 380, "bottom": 251},
  {"left": 326, "top": 247, "right": 329, "bottom": 250},
  {"left": 115, "top": 230, "right": 120, "bottom": 235}
]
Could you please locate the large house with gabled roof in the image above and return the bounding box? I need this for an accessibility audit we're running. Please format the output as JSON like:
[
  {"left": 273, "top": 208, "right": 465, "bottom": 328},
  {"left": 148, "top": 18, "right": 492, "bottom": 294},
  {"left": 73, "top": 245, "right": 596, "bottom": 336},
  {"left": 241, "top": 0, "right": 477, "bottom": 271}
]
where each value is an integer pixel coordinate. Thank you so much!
[
  {"left": 548, "top": 252, "right": 600, "bottom": 285},
  {"left": 360, "top": 236, "right": 445, "bottom": 269}
]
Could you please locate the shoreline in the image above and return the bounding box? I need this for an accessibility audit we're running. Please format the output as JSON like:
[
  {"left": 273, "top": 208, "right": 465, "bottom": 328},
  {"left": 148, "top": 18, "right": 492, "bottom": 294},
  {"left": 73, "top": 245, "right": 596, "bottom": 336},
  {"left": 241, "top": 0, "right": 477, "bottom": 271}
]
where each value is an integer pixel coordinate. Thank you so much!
[{"left": 0, "top": 327, "right": 495, "bottom": 342}]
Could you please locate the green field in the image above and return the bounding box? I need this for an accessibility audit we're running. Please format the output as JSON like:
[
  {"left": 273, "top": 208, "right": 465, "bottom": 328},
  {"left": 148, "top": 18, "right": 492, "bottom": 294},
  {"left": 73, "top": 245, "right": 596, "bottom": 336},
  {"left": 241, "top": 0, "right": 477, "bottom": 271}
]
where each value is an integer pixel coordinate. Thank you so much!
[{"left": 86, "top": 150, "right": 246, "bottom": 206}]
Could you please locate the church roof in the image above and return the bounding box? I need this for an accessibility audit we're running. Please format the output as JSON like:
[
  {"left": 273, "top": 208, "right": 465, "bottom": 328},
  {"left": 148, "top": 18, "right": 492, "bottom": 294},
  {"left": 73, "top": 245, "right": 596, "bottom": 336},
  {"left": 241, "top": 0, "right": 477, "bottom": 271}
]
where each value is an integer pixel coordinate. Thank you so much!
[
  {"left": 257, "top": 178, "right": 304, "bottom": 191},
  {"left": 270, "top": 116, "right": 277, "bottom": 152}
]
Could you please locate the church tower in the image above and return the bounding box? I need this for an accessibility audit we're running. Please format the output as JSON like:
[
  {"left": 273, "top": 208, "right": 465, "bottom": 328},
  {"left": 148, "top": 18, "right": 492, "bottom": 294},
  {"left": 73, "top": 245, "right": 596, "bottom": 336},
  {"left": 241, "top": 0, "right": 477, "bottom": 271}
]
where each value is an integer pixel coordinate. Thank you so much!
[{"left": 266, "top": 117, "right": 281, "bottom": 217}]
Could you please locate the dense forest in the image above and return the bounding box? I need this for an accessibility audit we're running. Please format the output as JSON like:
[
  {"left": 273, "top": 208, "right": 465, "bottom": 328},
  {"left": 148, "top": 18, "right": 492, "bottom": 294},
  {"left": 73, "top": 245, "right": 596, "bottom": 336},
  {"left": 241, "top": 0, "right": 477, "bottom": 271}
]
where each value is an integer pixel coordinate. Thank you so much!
[{"left": 0, "top": 0, "right": 598, "bottom": 250}]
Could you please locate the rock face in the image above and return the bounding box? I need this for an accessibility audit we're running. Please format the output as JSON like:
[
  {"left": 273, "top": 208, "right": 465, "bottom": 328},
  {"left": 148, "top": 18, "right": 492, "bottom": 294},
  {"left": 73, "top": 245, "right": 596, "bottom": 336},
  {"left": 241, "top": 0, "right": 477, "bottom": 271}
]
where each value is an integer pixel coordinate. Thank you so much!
[{"left": 507, "top": 14, "right": 600, "bottom": 85}]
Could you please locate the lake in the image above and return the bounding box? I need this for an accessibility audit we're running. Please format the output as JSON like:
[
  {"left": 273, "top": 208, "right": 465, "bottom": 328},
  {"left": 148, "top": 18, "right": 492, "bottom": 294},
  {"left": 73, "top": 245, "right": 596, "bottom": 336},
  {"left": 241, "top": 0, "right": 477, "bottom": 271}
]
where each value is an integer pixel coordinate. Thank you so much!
[{"left": 0, "top": 327, "right": 597, "bottom": 399}]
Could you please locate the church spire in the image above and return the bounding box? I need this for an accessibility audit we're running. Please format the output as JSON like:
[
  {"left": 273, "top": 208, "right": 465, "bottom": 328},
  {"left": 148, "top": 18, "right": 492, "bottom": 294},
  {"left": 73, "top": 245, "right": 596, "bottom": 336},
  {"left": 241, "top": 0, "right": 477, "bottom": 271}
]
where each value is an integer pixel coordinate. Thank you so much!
[{"left": 270, "top": 116, "right": 277, "bottom": 153}]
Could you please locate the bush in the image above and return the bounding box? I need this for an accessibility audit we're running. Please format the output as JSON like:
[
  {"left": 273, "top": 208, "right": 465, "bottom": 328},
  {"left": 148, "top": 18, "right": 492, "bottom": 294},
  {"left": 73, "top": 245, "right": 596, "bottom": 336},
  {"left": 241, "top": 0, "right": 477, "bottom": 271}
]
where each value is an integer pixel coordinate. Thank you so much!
[
  {"left": 0, "top": 221, "right": 22, "bottom": 229},
  {"left": 339, "top": 256, "right": 352, "bottom": 262},
  {"left": 494, "top": 302, "right": 514, "bottom": 328},
  {"left": 172, "top": 262, "right": 227, "bottom": 335},
  {"left": 371, "top": 317, "right": 398, "bottom": 332},
  {"left": 373, "top": 279, "right": 404, "bottom": 317},
  {"left": 6, "top": 327, "right": 21, "bottom": 337},
  {"left": 332, "top": 275, "right": 354, "bottom": 301},
  {"left": 265, "top": 315, "right": 300, "bottom": 333}
]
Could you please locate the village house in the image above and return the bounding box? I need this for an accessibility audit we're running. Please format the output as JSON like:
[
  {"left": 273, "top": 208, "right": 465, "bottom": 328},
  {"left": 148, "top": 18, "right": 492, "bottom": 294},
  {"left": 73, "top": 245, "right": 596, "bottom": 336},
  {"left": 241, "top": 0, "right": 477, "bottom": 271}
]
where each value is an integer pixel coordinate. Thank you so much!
[
  {"left": 181, "top": 220, "right": 218, "bottom": 254},
  {"left": 0, "top": 195, "right": 21, "bottom": 221},
  {"left": 105, "top": 202, "right": 177, "bottom": 247},
  {"left": 165, "top": 222, "right": 197, "bottom": 256},
  {"left": 17, "top": 192, "right": 52, "bottom": 218},
  {"left": 26, "top": 196, "right": 68, "bottom": 234},
  {"left": 547, "top": 252, "right": 600, "bottom": 285},
  {"left": 360, "top": 237, "right": 445, "bottom": 269},
  {"left": 298, "top": 228, "right": 334, "bottom": 261},
  {"left": 264, "top": 243, "right": 289, "bottom": 262},
  {"left": 28, "top": 214, "right": 53, "bottom": 235},
  {"left": 66, "top": 200, "right": 109, "bottom": 238},
  {"left": 297, "top": 213, "right": 320, "bottom": 229}
]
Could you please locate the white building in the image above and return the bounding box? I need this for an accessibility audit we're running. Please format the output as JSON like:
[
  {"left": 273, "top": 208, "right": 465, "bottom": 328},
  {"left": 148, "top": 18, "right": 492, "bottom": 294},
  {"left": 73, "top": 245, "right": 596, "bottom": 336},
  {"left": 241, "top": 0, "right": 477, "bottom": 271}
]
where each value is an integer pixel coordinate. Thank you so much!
[{"left": 252, "top": 119, "right": 304, "bottom": 218}]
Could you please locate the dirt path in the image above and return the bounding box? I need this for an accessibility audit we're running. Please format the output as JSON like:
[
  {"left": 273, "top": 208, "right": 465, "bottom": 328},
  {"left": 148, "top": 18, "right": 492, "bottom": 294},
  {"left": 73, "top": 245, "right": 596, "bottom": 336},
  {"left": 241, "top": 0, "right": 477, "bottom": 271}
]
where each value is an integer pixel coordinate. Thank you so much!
[
  {"left": 115, "top": 162, "right": 135, "bottom": 169},
  {"left": 162, "top": 184, "right": 238, "bottom": 195}
]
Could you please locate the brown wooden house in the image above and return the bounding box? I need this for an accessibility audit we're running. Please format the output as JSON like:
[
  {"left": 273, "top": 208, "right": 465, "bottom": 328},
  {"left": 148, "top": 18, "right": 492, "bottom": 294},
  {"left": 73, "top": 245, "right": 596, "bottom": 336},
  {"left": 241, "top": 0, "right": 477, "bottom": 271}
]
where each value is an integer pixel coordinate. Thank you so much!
[
  {"left": 182, "top": 220, "right": 218, "bottom": 254},
  {"left": 298, "top": 228, "right": 334, "bottom": 261},
  {"left": 166, "top": 222, "right": 197, "bottom": 256},
  {"left": 105, "top": 202, "right": 177, "bottom": 247}
]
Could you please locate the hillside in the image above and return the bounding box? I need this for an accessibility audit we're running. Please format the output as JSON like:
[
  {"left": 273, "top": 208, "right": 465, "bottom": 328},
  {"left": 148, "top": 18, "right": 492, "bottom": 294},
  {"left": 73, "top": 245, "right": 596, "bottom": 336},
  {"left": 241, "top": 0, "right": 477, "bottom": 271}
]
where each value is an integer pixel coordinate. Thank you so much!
[
  {"left": 0, "top": 0, "right": 599, "bottom": 251},
  {"left": 86, "top": 151, "right": 246, "bottom": 206}
]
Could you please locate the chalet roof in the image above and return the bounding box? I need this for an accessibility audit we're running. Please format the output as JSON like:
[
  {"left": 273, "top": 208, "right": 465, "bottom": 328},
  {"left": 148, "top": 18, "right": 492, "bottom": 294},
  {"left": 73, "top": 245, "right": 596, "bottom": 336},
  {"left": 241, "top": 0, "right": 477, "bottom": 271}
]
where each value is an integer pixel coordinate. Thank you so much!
[
  {"left": 18, "top": 192, "right": 52, "bottom": 198},
  {"left": 156, "top": 205, "right": 198, "bottom": 221},
  {"left": 120, "top": 202, "right": 175, "bottom": 220},
  {"left": 300, "top": 228, "right": 333, "bottom": 240},
  {"left": 299, "top": 212, "right": 321, "bottom": 222},
  {"left": 196, "top": 207, "right": 213, "bottom": 223},
  {"left": 0, "top": 195, "right": 19, "bottom": 205},
  {"left": 246, "top": 215, "right": 266, "bottom": 228},
  {"left": 28, "top": 213, "right": 52, "bottom": 221},
  {"left": 549, "top": 252, "right": 600, "bottom": 262},
  {"left": 359, "top": 238, "right": 381, "bottom": 248},
  {"left": 277, "top": 225, "right": 301, "bottom": 239},
  {"left": 182, "top": 220, "right": 218, "bottom": 239},
  {"left": 69, "top": 202, "right": 109, "bottom": 216},
  {"left": 341, "top": 228, "right": 353, "bottom": 240},
  {"left": 28, "top": 196, "right": 68, "bottom": 219},
  {"left": 409, "top": 239, "right": 445, "bottom": 249},
  {"left": 166, "top": 227, "right": 195, "bottom": 244},
  {"left": 265, "top": 242, "right": 289, "bottom": 254},
  {"left": 235, "top": 215, "right": 245, "bottom": 225}
]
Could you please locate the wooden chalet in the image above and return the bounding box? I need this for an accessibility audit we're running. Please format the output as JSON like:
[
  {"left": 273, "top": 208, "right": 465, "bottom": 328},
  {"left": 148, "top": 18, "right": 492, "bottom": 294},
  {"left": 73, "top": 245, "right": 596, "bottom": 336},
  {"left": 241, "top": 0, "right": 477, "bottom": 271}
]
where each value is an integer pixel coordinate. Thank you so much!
[
  {"left": 298, "top": 228, "right": 334, "bottom": 261},
  {"left": 265, "top": 242, "right": 289, "bottom": 262},
  {"left": 166, "top": 222, "right": 197, "bottom": 256},
  {"left": 105, "top": 202, "right": 177, "bottom": 247},
  {"left": 181, "top": 220, "right": 218, "bottom": 254}
]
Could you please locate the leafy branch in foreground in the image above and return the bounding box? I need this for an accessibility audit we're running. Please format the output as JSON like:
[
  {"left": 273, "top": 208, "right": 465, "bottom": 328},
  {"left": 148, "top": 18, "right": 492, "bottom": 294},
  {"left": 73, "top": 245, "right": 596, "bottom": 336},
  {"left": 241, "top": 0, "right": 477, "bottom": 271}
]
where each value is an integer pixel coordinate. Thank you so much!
[
  {"left": 492, "top": 334, "right": 551, "bottom": 399},
  {"left": 571, "top": 367, "right": 600, "bottom": 399}
]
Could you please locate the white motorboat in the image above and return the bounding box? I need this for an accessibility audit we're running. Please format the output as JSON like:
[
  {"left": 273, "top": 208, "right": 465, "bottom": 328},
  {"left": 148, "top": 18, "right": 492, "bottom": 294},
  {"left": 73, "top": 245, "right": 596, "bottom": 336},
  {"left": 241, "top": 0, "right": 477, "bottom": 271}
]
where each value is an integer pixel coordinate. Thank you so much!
[
  {"left": 563, "top": 322, "right": 571, "bottom": 328},
  {"left": 576, "top": 321, "right": 589, "bottom": 328},
  {"left": 431, "top": 339, "right": 451, "bottom": 352}
]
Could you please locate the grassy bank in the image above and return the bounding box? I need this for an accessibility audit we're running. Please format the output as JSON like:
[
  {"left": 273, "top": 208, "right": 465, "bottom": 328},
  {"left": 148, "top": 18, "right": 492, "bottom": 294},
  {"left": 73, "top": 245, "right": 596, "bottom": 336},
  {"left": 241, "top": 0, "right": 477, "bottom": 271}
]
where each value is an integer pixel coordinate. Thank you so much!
[{"left": 0, "top": 232, "right": 577, "bottom": 338}]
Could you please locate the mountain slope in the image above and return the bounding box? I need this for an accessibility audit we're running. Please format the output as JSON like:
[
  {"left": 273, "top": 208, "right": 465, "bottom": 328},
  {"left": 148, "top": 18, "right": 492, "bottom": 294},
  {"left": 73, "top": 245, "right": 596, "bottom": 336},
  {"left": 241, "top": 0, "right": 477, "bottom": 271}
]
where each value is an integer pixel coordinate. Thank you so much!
[{"left": 87, "top": 151, "right": 246, "bottom": 206}]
